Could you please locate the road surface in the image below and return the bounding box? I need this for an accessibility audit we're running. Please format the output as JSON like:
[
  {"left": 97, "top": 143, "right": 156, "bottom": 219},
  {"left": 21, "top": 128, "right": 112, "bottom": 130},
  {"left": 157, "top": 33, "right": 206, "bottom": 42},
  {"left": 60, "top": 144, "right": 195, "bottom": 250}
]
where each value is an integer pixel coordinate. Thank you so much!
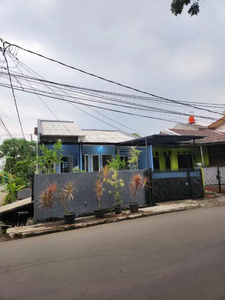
[{"left": 1, "top": 206, "right": 225, "bottom": 300}]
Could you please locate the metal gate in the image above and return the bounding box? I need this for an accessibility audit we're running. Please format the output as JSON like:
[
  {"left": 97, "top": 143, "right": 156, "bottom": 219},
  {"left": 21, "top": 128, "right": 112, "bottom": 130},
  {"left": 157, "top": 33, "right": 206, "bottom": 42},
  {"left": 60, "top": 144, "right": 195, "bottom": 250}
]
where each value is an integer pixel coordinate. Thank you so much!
[
  {"left": 151, "top": 168, "right": 204, "bottom": 203},
  {"left": 203, "top": 166, "right": 225, "bottom": 193}
]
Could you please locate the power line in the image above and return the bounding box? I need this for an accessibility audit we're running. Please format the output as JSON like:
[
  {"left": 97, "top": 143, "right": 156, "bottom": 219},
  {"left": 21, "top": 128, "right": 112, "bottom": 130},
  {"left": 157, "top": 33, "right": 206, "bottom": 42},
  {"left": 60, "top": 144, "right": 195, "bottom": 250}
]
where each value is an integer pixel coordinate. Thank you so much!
[
  {"left": 0, "top": 82, "right": 183, "bottom": 123},
  {"left": 9, "top": 57, "right": 147, "bottom": 135},
  {"left": 1, "top": 41, "right": 24, "bottom": 138},
  {"left": 0, "top": 69, "right": 218, "bottom": 121},
  {"left": 2, "top": 39, "right": 222, "bottom": 117},
  {"left": 0, "top": 117, "right": 12, "bottom": 138}
]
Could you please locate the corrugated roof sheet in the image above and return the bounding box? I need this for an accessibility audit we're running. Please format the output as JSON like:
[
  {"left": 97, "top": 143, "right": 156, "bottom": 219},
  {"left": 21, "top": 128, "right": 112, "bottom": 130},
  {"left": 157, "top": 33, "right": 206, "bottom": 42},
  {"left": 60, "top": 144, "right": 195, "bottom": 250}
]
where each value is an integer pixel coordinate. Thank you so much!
[
  {"left": 81, "top": 130, "right": 133, "bottom": 143},
  {"left": 39, "top": 120, "right": 84, "bottom": 137},
  {"left": 38, "top": 120, "right": 133, "bottom": 143}
]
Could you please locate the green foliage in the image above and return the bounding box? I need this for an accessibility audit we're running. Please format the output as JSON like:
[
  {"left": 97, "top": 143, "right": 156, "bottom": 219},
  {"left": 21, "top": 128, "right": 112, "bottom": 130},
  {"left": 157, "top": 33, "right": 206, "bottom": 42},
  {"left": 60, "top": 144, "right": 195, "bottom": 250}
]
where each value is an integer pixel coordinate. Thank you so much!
[
  {"left": 132, "top": 133, "right": 141, "bottom": 138},
  {"left": 0, "top": 138, "right": 37, "bottom": 187},
  {"left": 38, "top": 141, "right": 63, "bottom": 174},
  {"left": 106, "top": 170, "right": 124, "bottom": 205},
  {"left": 128, "top": 147, "right": 142, "bottom": 170},
  {"left": 72, "top": 167, "right": 85, "bottom": 173},
  {"left": 171, "top": 0, "right": 201, "bottom": 16},
  {"left": 3, "top": 175, "right": 25, "bottom": 205},
  {"left": 107, "top": 155, "right": 127, "bottom": 171},
  {"left": 0, "top": 171, "right": 10, "bottom": 185}
]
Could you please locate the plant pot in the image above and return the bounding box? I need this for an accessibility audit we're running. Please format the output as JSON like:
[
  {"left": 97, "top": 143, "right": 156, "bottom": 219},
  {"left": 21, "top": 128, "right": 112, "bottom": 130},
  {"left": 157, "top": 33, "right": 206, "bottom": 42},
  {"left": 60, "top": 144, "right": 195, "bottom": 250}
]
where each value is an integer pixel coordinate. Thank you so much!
[
  {"left": 114, "top": 205, "right": 122, "bottom": 214},
  {"left": 64, "top": 212, "right": 75, "bottom": 224},
  {"left": 129, "top": 202, "right": 139, "bottom": 213},
  {"left": 94, "top": 208, "right": 105, "bottom": 219}
]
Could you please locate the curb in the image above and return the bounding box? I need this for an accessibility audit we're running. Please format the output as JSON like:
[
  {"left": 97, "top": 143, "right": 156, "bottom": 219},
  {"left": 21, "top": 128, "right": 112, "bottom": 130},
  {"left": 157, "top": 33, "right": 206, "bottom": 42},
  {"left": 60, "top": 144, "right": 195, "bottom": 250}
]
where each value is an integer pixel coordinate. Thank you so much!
[{"left": 6, "top": 204, "right": 201, "bottom": 240}]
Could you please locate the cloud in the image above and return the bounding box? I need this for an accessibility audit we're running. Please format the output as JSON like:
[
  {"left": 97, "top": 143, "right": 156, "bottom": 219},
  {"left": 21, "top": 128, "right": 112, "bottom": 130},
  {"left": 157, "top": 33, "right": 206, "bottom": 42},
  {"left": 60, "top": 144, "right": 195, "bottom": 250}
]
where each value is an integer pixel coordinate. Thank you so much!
[{"left": 0, "top": 0, "right": 224, "bottom": 139}]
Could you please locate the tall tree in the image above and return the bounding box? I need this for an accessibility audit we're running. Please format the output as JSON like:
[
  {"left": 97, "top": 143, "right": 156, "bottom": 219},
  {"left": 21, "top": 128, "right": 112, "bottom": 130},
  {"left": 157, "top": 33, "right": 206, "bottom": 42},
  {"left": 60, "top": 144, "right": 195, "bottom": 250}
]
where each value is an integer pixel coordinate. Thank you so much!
[
  {"left": 171, "top": 0, "right": 202, "bottom": 16},
  {"left": 0, "top": 138, "right": 37, "bottom": 185},
  {"left": 38, "top": 141, "right": 63, "bottom": 174}
]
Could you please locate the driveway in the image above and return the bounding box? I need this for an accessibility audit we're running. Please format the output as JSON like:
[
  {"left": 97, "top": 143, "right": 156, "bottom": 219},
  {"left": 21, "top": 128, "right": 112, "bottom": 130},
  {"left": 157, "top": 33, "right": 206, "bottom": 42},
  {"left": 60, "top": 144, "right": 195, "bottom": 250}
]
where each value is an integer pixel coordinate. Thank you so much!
[{"left": 1, "top": 206, "right": 225, "bottom": 299}]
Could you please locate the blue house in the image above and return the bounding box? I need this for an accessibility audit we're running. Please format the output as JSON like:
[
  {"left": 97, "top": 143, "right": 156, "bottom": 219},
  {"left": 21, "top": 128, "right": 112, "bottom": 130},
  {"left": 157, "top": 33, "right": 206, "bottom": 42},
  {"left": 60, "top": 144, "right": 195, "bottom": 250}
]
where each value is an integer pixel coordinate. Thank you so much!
[
  {"left": 35, "top": 120, "right": 154, "bottom": 172},
  {"left": 35, "top": 120, "right": 201, "bottom": 173}
]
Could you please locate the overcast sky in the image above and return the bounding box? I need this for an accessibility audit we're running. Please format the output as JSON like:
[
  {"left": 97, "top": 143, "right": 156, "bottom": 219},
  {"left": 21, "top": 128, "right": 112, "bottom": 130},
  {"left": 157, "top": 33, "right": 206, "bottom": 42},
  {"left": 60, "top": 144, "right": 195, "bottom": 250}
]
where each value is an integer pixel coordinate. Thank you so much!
[{"left": 0, "top": 0, "right": 225, "bottom": 140}]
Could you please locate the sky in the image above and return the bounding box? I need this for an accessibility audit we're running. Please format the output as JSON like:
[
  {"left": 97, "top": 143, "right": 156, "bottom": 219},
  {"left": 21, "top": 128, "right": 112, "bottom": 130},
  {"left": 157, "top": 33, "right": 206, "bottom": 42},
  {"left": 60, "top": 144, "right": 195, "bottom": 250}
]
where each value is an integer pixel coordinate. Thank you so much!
[{"left": 0, "top": 0, "right": 225, "bottom": 140}]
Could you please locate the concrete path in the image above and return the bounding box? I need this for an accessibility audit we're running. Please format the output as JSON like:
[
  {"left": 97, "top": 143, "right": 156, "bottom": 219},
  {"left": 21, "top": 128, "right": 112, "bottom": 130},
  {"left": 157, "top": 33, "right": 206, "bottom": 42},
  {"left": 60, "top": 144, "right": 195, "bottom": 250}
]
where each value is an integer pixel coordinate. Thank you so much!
[
  {"left": 1, "top": 206, "right": 225, "bottom": 300},
  {"left": 0, "top": 197, "right": 32, "bottom": 215}
]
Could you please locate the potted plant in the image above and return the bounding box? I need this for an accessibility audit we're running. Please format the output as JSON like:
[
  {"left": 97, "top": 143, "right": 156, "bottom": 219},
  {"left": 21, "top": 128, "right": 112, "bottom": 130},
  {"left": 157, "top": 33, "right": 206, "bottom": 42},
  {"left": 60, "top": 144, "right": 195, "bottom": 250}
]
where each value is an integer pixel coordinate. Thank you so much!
[
  {"left": 94, "top": 179, "right": 105, "bottom": 218},
  {"left": 40, "top": 181, "right": 76, "bottom": 224},
  {"left": 107, "top": 170, "right": 124, "bottom": 214},
  {"left": 130, "top": 174, "right": 148, "bottom": 213}
]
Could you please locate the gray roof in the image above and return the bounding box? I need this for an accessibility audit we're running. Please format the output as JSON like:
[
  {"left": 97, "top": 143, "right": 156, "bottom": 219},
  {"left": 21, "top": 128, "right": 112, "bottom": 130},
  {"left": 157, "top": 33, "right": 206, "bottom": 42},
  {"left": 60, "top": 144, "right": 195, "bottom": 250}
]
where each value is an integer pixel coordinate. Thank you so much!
[
  {"left": 37, "top": 120, "right": 133, "bottom": 143},
  {"left": 81, "top": 130, "right": 133, "bottom": 143},
  {"left": 38, "top": 120, "right": 84, "bottom": 137}
]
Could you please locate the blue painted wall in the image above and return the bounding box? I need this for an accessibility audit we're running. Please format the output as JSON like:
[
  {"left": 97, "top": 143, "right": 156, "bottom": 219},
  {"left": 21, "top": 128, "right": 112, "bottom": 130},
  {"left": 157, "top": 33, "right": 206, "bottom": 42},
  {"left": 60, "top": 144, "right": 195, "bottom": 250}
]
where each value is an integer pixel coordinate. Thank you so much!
[
  {"left": 138, "top": 146, "right": 154, "bottom": 170},
  {"left": 117, "top": 146, "right": 154, "bottom": 170},
  {"left": 43, "top": 144, "right": 80, "bottom": 168},
  {"left": 82, "top": 145, "right": 116, "bottom": 171}
]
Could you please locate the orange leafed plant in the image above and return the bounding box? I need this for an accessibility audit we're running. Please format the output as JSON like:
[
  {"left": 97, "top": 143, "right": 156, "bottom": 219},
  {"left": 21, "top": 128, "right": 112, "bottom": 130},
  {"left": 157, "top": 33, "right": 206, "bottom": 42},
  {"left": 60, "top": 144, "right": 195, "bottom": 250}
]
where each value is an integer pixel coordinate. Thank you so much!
[
  {"left": 101, "top": 165, "right": 109, "bottom": 182},
  {"left": 95, "top": 180, "right": 103, "bottom": 208},
  {"left": 40, "top": 183, "right": 57, "bottom": 209},
  {"left": 130, "top": 174, "right": 149, "bottom": 202},
  {"left": 39, "top": 182, "right": 76, "bottom": 214}
]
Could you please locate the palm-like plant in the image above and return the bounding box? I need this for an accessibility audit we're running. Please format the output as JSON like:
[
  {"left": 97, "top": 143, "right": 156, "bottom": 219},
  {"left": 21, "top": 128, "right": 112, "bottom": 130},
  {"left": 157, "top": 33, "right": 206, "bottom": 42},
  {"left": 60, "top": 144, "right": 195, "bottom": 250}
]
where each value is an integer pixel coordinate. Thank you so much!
[
  {"left": 95, "top": 180, "right": 103, "bottom": 208},
  {"left": 40, "top": 182, "right": 75, "bottom": 214},
  {"left": 130, "top": 174, "right": 148, "bottom": 203}
]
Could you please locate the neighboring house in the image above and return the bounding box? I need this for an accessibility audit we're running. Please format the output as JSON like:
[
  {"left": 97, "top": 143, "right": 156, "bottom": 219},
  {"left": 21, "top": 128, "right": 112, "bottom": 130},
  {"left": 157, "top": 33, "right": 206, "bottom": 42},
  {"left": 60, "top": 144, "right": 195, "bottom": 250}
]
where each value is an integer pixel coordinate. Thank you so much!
[
  {"left": 35, "top": 120, "right": 202, "bottom": 173},
  {"left": 160, "top": 114, "right": 225, "bottom": 169},
  {"left": 208, "top": 113, "right": 225, "bottom": 132}
]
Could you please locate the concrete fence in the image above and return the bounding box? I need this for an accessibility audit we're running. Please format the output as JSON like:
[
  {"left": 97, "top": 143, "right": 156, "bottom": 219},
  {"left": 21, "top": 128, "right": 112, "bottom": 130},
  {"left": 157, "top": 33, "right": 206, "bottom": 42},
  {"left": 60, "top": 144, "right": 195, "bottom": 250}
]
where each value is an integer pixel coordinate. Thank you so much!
[{"left": 34, "top": 170, "right": 147, "bottom": 222}]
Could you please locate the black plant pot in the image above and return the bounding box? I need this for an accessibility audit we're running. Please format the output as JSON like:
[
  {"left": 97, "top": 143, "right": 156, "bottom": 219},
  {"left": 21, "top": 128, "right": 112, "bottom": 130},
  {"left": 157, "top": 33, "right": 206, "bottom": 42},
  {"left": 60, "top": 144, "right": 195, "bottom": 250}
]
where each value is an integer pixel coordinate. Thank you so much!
[
  {"left": 114, "top": 205, "right": 122, "bottom": 214},
  {"left": 94, "top": 208, "right": 105, "bottom": 219},
  {"left": 129, "top": 202, "right": 139, "bottom": 213},
  {"left": 64, "top": 212, "right": 75, "bottom": 224}
]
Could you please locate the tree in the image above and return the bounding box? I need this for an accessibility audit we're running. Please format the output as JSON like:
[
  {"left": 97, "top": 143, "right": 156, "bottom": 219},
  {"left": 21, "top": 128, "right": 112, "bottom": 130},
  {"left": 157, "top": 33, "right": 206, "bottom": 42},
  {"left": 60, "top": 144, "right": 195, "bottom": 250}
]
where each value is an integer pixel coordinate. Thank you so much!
[
  {"left": 0, "top": 138, "right": 37, "bottom": 185},
  {"left": 38, "top": 141, "right": 63, "bottom": 174},
  {"left": 128, "top": 147, "right": 142, "bottom": 170},
  {"left": 107, "top": 155, "right": 127, "bottom": 171},
  {"left": 132, "top": 133, "right": 141, "bottom": 138},
  {"left": 171, "top": 0, "right": 202, "bottom": 16}
]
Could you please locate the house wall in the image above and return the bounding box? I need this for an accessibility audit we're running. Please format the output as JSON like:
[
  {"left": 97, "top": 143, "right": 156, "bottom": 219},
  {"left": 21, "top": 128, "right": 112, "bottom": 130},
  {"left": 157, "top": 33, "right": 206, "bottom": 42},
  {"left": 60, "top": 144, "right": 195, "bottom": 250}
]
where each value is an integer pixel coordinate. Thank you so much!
[
  {"left": 34, "top": 170, "right": 146, "bottom": 221},
  {"left": 39, "top": 144, "right": 80, "bottom": 171},
  {"left": 82, "top": 145, "right": 116, "bottom": 171},
  {"left": 152, "top": 147, "right": 210, "bottom": 171}
]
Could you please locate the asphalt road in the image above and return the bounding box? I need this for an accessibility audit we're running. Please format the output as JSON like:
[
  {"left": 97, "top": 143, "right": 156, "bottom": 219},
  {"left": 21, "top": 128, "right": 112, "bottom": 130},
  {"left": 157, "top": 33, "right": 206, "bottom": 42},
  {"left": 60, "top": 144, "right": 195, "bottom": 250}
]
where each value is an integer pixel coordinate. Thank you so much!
[{"left": 1, "top": 206, "right": 225, "bottom": 300}]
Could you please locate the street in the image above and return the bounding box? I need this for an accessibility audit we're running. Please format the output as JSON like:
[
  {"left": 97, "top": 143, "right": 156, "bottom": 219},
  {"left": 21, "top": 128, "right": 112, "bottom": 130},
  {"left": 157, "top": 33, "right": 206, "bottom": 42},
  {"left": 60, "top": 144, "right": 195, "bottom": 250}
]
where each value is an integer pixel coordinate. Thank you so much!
[{"left": 1, "top": 206, "right": 225, "bottom": 300}]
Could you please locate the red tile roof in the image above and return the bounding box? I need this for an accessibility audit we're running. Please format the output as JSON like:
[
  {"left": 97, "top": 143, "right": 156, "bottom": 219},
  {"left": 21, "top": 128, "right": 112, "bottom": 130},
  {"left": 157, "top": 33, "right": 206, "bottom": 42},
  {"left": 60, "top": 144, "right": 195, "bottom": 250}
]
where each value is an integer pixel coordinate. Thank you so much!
[{"left": 166, "top": 129, "right": 225, "bottom": 144}]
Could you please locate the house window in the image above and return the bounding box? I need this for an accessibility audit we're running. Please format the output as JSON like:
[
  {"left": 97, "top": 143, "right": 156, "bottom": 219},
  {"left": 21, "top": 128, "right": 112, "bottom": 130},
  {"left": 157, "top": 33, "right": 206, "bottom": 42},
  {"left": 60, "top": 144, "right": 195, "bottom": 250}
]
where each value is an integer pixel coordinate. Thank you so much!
[
  {"left": 82, "top": 155, "right": 89, "bottom": 172},
  {"left": 102, "top": 155, "right": 113, "bottom": 167},
  {"left": 92, "top": 155, "right": 100, "bottom": 172},
  {"left": 153, "top": 157, "right": 160, "bottom": 170}
]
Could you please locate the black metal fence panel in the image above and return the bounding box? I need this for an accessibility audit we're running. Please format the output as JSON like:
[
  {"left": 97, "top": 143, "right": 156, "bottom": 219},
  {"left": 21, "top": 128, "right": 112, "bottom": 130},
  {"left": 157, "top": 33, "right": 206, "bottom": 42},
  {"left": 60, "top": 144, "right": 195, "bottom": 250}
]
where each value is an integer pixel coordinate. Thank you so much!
[{"left": 152, "top": 169, "right": 204, "bottom": 202}]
